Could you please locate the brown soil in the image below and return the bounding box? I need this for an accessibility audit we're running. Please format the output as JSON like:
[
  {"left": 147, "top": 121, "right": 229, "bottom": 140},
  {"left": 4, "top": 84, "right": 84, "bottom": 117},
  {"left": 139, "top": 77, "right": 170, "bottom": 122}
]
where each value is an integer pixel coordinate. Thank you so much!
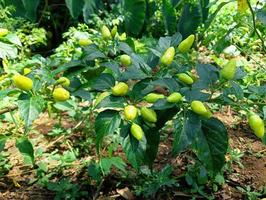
[{"left": 0, "top": 110, "right": 265, "bottom": 200}]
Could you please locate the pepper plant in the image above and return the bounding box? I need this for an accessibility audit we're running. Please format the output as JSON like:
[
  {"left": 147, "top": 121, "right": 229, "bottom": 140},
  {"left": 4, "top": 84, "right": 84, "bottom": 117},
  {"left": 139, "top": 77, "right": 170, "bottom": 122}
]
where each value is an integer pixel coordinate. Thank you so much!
[{"left": 0, "top": 24, "right": 265, "bottom": 184}]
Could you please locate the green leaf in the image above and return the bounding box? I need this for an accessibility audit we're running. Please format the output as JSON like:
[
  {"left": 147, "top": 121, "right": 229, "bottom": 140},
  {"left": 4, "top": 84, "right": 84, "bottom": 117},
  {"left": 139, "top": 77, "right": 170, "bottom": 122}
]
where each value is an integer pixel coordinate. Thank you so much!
[
  {"left": 0, "top": 41, "right": 18, "bottom": 59},
  {"left": 199, "top": 0, "right": 209, "bottom": 22},
  {"left": 88, "top": 162, "right": 101, "bottom": 182},
  {"left": 234, "top": 67, "right": 246, "bottom": 80},
  {"left": 95, "top": 110, "right": 121, "bottom": 152},
  {"left": 182, "top": 88, "right": 211, "bottom": 102},
  {"left": 197, "top": 166, "right": 208, "bottom": 184},
  {"left": 152, "top": 99, "right": 176, "bottom": 110},
  {"left": 178, "top": 3, "right": 202, "bottom": 38},
  {"left": 21, "top": 0, "right": 40, "bottom": 21},
  {"left": 118, "top": 42, "right": 134, "bottom": 55},
  {"left": 256, "top": 6, "right": 266, "bottom": 25},
  {"left": 124, "top": 0, "right": 146, "bottom": 36},
  {"left": 262, "top": 134, "right": 266, "bottom": 145},
  {"left": 171, "top": 0, "right": 182, "bottom": 7},
  {"left": 5, "top": 0, "right": 25, "bottom": 18},
  {"left": 193, "top": 118, "right": 228, "bottom": 175},
  {"left": 0, "top": 136, "right": 7, "bottom": 152},
  {"left": 52, "top": 60, "right": 83, "bottom": 76},
  {"left": 16, "top": 137, "right": 34, "bottom": 164},
  {"left": 130, "top": 79, "right": 154, "bottom": 101},
  {"left": 120, "top": 66, "right": 148, "bottom": 81},
  {"left": 65, "top": 0, "right": 84, "bottom": 19},
  {"left": 144, "top": 107, "right": 179, "bottom": 168},
  {"left": 5, "top": 34, "right": 22, "bottom": 46},
  {"left": 100, "top": 157, "right": 126, "bottom": 175},
  {"left": 0, "top": 89, "right": 19, "bottom": 100},
  {"left": 222, "top": 82, "right": 244, "bottom": 102},
  {"left": 203, "top": 1, "right": 230, "bottom": 31},
  {"left": 143, "top": 127, "right": 160, "bottom": 169},
  {"left": 83, "top": 45, "right": 106, "bottom": 60},
  {"left": 122, "top": 133, "right": 146, "bottom": 169},
  {"left": 95, "top": 96, "right": 125, "bottom": 109},
  {"left": 18, "top": 96, "right": 45, "bottom": 128},
  {"left": 53, "top": 101, "right": 76, "bottom": 116},
  {"left": 172, "top": 111, "right": 201, "bottom": 154},
  {"left": 194, "top": 64, "right": 219, "bottom": 89},
  {"left": 162, "top": 0, "right": 177, "bottom": 35},
  {"left": 91, "top": 73, "right": 115, "bottom": 91},
  {"left": 83, "top": 0, "right": 97, "bottom": 22},
  {"left": 71, "top": 88, "right": 91, "bottom": 101},
  {"left": 152, "top": 78, "right": 180, "bottom": 93},
  {"left": 102, "top": 61, "right": 121, "bottom": 78}
]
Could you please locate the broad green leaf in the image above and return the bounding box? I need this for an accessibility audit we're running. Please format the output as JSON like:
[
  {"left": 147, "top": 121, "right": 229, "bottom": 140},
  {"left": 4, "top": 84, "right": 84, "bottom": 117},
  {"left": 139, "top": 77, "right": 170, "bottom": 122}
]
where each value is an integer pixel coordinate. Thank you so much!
[
  {"left": 100, "top": 157, "right": 126, "bottom": 175},
  {"left": 124, "top": 0, "right": 146, "bottom": 36},
  {"left": 122, "top": 133, "right": 146, "bottom": 169},
  {"left": 0, "top": 41, "right": 18, "bottom": 59},
  {"left": 91, "top": 73, "right": 115, "bottom": 91},
  {"left": 222, "top": 82, "right": 244, "bottom": 102},
  {"left": 52, "top": 60, "right": 83, "bottom": 75},
  {"left": 182, "top": 88, "right": 211, "bottom": 102},
  {"left": 95, "top": 110, "right": 121, "bottom": 152},
  {"left": 143, "top": 127, "right": 160, "bottom": 169},
  {"left": 144, "top": 107, "right": 179, "bottom": 168},
  {"left": 61, "top": 151, "right": 76, "bottom": 163},
  {"left": 170, "top": 32, "right": 183, "bottom": 46},
  {"left": 197, "top": 166, "right": 208, "bottom": 184},
  {"left": 95, "top": 96, "right": 125, "bottom": 109},
  {"left": 0, "top": 89, "right": 19, "bottom": 100},
  {"left": 193, "top": 118, "right": 228, "bottom": 175},
  {"left": 178, "top": 3, "right": 202, "bottom": 38},
  {"left": 129, "top": 54, "right": 151, "bottom": 75},
  {"left": 71, "top": 88, "right": 92, "bottom": 101},
  {"left": 118, "top": 42, "right": 134, "bottom": 55},
  {"left": 152, "top": 99, "right": 176, "bottom": 110},
  {"left": 171, "top": 0, "right": 182, "bottom": 7},
  {"left": 262, "top": 134, "right": 266, "bottom": 145},
  {"left": 233, "top": 67, "right": 246, "bottom": 80},
  {"left": 53, "top": 101, "right": 76, "bottom": 116},
  {"left": 82, "top": 67, "right": 105, "bottom": 81},
  {"left": 257, "top": 7, "right": 266, "bottom": 25},
  {"left": 162, "top": 0, "right": 177, "bottom": 35},
  {"left": 83, "top": 45, "right": 106, "bottom": 60},
  {"left": 65, "top": 0, "right": 84, "bottom": 19},
  {"left": 152, "top": 78, "right": 180, "bottom": 93},
  {"left": 5, "top": 34, "right": 22, "bottom": 46},
  {"left": 120, "top": 66, "right": 148, "bottom": 81},
  {"left": 0, "top": 136, "right": 7, "bottom": 152},
  {"left": 130, "top": 79, "right": 154, "bottom": 101},
  {"left": 4, "top": 0, "right": 26, "bottom": 18},
  {"left": 102, "top": 61, "right": 121, "bottom": 78},
  {"left": 83, "top": 0, "right": 97, "bottom": 23},
  {"left": 16, "top": 137, "right": 34, "bottom": 164},
  {"left": 21, "top": 0, "right": 40, "bottom": 21},
  {"left": 199, "top": 0, "right": 210, "bottom": 22},
  {"left": 88, "top": 162, "right": 101, "bottom": 182},
  {"left": 172, "top": 111, "right": 201, "bottom": 154},
  {"left": 18, "top": 96, "right": 45, "bottom": 128},
  {"left": 194, "top": 64, "right": 219, "bottom": 89},
  {"left": 158, "top": 35, "right": 172, "bottom": 51}
]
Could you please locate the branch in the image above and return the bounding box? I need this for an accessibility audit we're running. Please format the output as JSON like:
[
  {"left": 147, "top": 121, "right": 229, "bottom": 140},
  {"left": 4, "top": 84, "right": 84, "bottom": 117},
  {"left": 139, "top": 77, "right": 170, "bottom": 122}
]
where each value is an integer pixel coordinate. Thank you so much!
[
  {"left": 0, "top": 105, "right": 18, "bottom": 115},
  {"left": 247, "top": 0, "right": 266, "bottom": 52}
]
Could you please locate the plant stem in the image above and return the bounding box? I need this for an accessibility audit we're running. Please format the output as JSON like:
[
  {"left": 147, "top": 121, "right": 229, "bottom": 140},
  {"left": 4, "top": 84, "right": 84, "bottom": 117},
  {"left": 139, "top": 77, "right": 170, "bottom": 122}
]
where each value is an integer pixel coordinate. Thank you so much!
[
  {"left": 0, "top": 105, "right": 18, "bottom": 115},
  {"left": 9, "top": 110, "right": 19, "bottom": 130},
  {"left": 247, "top": 0, "right": 266, "bottom": 52}
]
